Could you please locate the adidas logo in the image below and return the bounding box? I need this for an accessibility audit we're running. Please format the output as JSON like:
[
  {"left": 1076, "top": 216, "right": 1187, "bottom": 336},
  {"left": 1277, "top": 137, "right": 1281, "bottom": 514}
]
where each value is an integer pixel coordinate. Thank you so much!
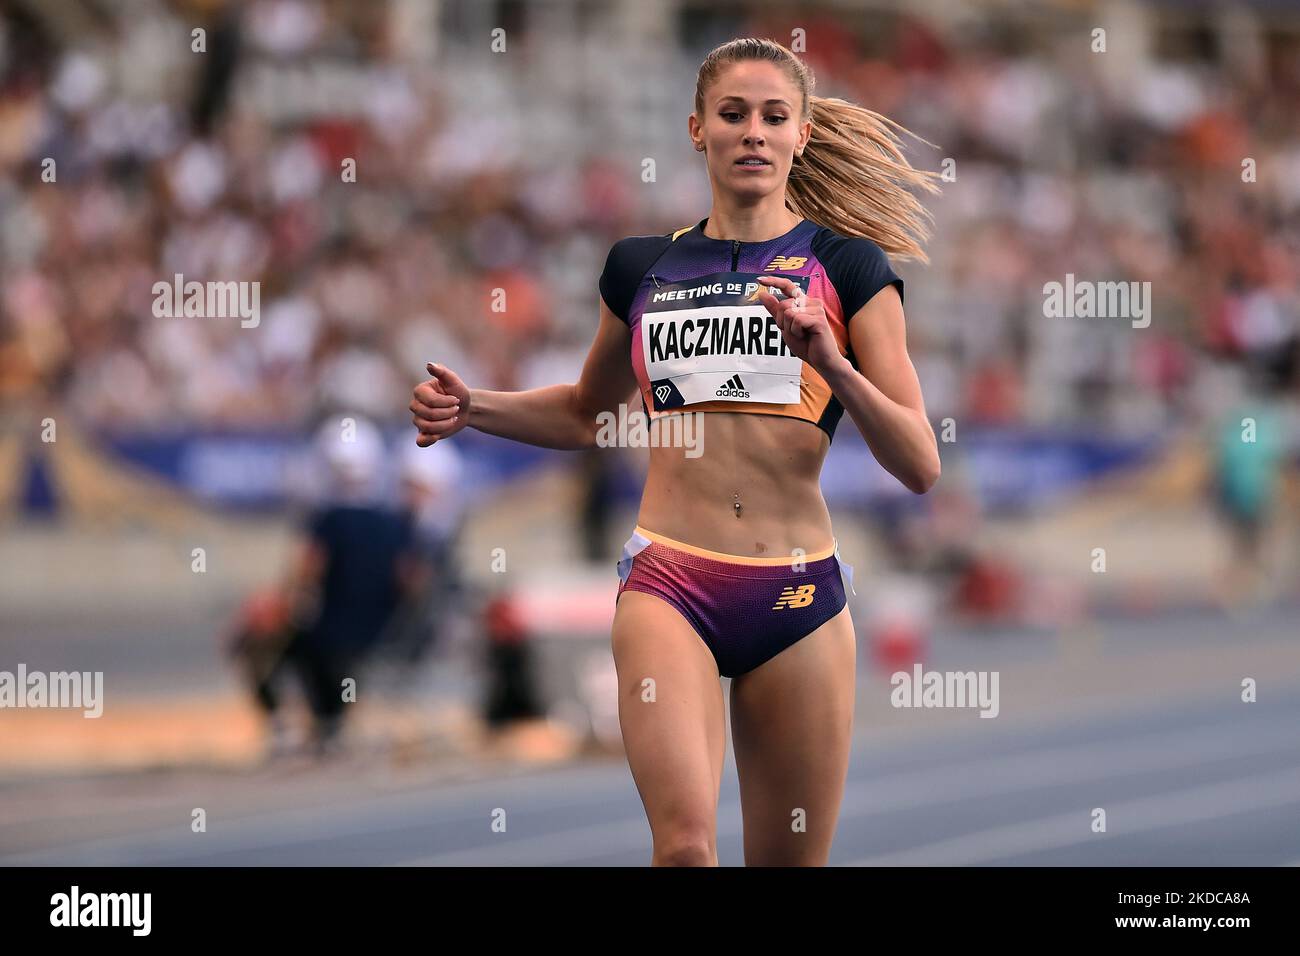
[{"left": 715, "top": 374, "right": 750, "bottom": 399}]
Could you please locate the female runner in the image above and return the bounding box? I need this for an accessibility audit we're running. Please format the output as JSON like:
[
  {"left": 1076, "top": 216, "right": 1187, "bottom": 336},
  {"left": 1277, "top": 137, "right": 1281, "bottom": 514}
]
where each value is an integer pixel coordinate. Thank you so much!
[{"left": 410, "top": 37, "right": 941, "bottom": 866}]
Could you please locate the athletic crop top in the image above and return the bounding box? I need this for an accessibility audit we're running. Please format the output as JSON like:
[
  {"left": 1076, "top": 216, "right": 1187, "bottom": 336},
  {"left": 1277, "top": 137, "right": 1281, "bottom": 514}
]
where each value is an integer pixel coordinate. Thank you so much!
[{"left": 598, "top": 216, "right": 903, "bottom": 443}]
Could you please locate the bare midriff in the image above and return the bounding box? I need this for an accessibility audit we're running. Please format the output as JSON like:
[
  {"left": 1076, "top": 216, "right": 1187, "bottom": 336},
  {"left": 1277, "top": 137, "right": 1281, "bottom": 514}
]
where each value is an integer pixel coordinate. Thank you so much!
[{"left": 635, "top": 411, "right": 836, "bottom": 559}]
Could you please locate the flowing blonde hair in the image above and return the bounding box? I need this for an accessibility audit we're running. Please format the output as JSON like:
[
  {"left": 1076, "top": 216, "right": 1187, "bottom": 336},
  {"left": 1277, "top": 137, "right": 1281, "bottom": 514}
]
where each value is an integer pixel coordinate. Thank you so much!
[{"left": 694, "top": 37, "right": 940, "bottom": 262}]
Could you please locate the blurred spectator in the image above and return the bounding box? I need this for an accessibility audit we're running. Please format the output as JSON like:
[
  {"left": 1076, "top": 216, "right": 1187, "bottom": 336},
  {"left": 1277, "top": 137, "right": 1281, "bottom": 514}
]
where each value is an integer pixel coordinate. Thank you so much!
[
  {"left": 269, "top": 416, "right": 419, "bottom": 753},
  {"left": 577, "top": 444, "right": 615, "bottom": 563},
  {"left": 371, "top": 438, "right": 469, "bottom": 675},
  {"left": 1209, "top": 373, "right": 1289, "bottom": 608}
]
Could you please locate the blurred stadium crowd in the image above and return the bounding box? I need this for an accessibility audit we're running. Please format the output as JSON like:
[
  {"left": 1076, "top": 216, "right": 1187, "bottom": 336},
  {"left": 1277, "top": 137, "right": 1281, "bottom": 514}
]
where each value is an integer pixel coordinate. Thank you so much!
[{"left": 1, "top": 0, "right": 1297, "bottom": 437}]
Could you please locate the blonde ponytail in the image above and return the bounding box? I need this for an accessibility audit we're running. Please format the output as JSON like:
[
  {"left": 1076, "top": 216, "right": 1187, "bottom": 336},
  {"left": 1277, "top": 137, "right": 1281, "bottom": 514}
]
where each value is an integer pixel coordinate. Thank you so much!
[{"left": 695, "top": 38, "right": 940, "bottom": 262}]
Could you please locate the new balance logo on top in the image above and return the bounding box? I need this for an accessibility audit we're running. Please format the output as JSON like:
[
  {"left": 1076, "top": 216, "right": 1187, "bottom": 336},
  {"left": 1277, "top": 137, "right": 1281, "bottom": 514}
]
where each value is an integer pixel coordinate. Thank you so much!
[
  {"left": 772, "top": 584, "right": 816, "bottom": 610},
  {"left": 765, "top": 256, "right": 807, "bottom": 271},
  {"left": 715, "top": 374, "right": 750, "bottom": 399}
]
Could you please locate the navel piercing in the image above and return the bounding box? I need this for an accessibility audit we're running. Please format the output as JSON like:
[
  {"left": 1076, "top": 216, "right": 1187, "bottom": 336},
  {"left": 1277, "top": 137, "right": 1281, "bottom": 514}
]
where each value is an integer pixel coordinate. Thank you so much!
[{"left": 733, "top": 491, "right": 743, "bottom": 517}]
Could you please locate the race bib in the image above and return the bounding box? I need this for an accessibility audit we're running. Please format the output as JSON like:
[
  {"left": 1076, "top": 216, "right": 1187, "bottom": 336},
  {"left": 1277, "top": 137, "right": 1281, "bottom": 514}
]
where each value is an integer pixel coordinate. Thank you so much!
[{"left": 641, "top": 272, "right": 809, "bottom": 410}]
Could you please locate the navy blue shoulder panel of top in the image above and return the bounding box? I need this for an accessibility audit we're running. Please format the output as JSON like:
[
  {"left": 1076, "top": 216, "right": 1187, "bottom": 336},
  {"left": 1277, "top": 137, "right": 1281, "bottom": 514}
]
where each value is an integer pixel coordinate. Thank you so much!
[
  {"left": 598, "top": 234, "right": 675, "bottom": 323},
  {"left": 808, "top": 228, "right": 905, "bottom": 317}
]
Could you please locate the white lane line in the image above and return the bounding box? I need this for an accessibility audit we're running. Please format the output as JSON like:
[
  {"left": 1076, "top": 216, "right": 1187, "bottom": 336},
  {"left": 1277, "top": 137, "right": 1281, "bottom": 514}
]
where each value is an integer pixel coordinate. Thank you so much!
[
  {"left": 836, "top": 722, "right": 1300, "bottom": 820},
  {"left": 0, "top": 763, "right": 640, "bottom": 866},
  {"left": 841, "top": 765, "right": 1300, "bottom": 866},
  {"left": 0, "top": 758, "right": 628, "bottom": 828},
  {"left": 394, "top": 727, "right": 1300, "bottom": 867}
]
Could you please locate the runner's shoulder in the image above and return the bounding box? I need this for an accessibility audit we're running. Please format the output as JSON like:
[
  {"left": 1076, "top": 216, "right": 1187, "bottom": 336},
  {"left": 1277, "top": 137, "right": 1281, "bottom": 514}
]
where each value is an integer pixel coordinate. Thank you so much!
[
  {"left": 810, "top": 224, "right": 905, "bottom": 313},
  {"left": 599, "top": 231, "right": 677, "bottom": 323}
]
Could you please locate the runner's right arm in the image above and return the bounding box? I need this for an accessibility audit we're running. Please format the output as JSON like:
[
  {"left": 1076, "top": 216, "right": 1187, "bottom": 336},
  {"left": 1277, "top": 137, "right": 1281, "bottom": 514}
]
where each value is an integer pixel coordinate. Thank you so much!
[{"left": 411, "top": 296, "right": 638, "bottom": 450}]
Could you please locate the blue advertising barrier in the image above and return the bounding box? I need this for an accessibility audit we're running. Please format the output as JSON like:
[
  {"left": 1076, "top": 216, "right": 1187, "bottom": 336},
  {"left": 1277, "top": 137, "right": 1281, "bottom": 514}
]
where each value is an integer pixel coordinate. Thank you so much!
[
  {"left": 818, "top": 426, "right": 1162, "bottom": 514},
  {"left": 20, "top": 423, "right": 1164, "bottom": 516}
]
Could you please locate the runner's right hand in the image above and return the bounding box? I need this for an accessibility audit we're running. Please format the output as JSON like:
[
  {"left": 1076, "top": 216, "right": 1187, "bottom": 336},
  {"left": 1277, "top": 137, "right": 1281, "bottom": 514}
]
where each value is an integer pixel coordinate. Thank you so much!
[{"left": 411, "top": 362, "right": 469, "bottom": 447}]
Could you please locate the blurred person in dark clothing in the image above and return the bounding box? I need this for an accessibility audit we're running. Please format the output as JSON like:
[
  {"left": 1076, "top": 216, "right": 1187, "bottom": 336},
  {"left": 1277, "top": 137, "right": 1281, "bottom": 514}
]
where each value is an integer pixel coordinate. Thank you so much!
[
  {"left": 244, "top": 417, "right": 420, "bottom": 755},
  {"left": 578, "top": 444, "right": 615, "bottom": 564},
  {"left": 293, "top": 509, "right": 416, "bottom": 749},
  {"left": 372, "top": 439, "right": 469, "bottom": 678}
]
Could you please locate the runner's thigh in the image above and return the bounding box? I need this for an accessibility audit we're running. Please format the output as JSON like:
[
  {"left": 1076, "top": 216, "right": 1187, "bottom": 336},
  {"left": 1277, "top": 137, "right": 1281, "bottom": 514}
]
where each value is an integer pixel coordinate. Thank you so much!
[
  {"left": 612, "top": 590, "right": 727, "bottom": 854},
  {"left": 729, "top": 603, "right": 856, "bottom": 865}
]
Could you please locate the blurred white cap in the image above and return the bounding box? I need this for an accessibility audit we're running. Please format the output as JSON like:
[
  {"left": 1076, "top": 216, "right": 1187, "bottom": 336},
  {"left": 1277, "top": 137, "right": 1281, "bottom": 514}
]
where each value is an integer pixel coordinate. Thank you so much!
[
  {"left": 400, "top": 436, "right": 464, "bottom": 492},
  {"left": 315, "top": 415, "right": 385, "bottom": 484}
]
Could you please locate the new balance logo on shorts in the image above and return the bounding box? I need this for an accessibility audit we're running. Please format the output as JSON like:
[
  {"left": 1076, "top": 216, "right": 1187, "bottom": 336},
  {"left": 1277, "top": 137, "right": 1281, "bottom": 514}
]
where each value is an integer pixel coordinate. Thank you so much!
[
  {"left": 772, "top": 584, "right": 816, "bottom": 610},
  {"left": 716, "top": 374, "right": 750, "bottom": 399}
]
